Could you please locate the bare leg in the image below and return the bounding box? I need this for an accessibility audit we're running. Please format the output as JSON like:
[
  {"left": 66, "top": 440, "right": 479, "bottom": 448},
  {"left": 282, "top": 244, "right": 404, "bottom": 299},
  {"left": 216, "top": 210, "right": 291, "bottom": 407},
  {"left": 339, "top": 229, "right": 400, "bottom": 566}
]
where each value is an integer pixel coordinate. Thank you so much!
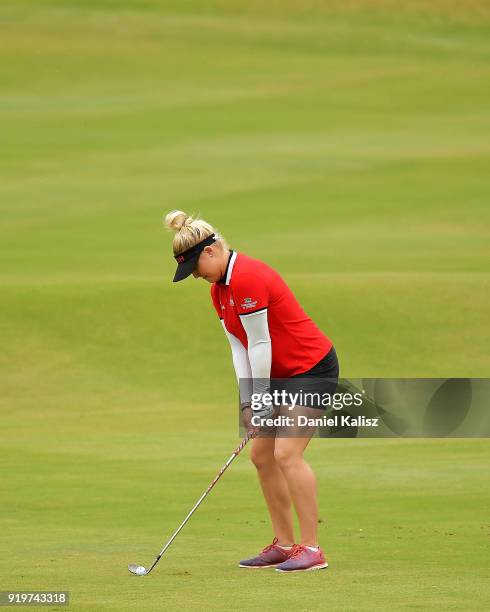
[
  {"left": 250, "top": 437, "right": 295, "bottom": 545},
  {"left": 274, "top": 409, "right": 320, "bottom": 547}
]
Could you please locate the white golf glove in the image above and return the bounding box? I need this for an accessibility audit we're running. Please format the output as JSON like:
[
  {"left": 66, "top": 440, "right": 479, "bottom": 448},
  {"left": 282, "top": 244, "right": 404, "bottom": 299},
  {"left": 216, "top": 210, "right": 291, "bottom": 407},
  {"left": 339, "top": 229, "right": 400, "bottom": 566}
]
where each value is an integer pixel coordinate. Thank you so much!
[{"left": 250, "top": 393, "right": 274, "bottom": 420}]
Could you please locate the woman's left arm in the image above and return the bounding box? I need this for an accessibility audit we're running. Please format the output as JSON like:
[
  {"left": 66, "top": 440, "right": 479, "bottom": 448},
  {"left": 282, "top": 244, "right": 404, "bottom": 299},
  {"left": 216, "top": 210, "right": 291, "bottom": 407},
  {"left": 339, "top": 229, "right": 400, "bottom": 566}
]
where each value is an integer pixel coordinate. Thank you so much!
[{"left": 239, "top": 309, "right": 272, "bottom": 401}]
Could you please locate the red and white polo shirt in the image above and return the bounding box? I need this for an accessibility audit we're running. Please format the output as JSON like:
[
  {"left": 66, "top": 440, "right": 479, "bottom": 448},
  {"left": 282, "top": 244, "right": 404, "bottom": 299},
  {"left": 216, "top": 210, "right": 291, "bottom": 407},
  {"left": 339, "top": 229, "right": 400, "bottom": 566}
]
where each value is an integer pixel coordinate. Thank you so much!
[{"left": 211, "top": 251, "right": 332, "bottom": 378}]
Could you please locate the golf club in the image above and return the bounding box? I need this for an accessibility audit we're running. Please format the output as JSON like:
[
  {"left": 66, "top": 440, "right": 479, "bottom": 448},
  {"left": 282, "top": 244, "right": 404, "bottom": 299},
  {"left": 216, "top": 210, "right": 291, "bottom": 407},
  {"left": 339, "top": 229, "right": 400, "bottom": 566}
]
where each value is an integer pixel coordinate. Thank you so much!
[{"left": 128, "top": 429, "right": 254, "bottom": 576}]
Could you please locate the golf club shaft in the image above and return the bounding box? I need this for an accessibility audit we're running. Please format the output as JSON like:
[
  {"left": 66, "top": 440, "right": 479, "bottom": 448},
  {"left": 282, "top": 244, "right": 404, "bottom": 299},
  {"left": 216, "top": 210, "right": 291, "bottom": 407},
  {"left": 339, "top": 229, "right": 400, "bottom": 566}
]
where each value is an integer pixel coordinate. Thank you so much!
[{"left": 146, "top": 430, "right": 254, "bottom": 574}]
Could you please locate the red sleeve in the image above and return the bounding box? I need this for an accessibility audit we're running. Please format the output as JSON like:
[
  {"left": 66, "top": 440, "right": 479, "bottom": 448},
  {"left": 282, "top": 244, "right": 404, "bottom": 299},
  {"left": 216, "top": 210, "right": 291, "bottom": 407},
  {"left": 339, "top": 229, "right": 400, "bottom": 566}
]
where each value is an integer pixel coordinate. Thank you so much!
[
  {"left": 210, "top": 283, "right": 223, "bottom": 319},
  {"left": 230, "top": 272, "right": 269, "bottom": 316}
]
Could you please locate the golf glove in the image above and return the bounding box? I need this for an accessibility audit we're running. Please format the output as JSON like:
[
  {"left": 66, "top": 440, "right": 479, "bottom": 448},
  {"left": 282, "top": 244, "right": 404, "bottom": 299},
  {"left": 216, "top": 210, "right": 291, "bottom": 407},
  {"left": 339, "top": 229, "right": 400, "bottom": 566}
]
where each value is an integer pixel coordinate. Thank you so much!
[{"left": 250, "top": 393, "right": 275, "bottom": 419}]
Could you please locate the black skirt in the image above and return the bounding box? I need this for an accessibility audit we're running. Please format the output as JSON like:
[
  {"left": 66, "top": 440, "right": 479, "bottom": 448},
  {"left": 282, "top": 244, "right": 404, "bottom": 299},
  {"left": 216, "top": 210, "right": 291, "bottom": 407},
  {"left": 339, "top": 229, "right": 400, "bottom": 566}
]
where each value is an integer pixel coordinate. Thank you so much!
[{"left": 271, "top": 346, "right": 340, "bottom": 410}]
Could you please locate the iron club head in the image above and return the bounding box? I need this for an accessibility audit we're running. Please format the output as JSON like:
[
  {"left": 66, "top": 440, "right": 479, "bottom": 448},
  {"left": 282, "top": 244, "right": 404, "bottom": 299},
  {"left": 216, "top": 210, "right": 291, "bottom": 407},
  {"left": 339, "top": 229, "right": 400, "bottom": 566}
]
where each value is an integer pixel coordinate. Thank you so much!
[{"left": 128, "top": 563, "right": 148, "bottom": 576}]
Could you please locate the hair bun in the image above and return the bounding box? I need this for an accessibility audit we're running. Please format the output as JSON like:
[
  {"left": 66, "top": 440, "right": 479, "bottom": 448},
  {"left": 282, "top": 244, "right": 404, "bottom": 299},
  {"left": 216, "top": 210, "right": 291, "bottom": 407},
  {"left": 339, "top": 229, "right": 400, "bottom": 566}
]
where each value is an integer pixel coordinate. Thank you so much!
[{"left": 164, "top": 210, "right": 192, "bottom": 232}]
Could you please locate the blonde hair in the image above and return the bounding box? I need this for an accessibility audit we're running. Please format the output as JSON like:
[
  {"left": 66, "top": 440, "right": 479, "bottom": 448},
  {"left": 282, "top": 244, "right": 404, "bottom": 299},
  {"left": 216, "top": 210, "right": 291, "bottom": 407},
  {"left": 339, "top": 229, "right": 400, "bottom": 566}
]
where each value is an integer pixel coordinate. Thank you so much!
[{"left": 164, "top": 210, "right": 228, "bottom": 255}]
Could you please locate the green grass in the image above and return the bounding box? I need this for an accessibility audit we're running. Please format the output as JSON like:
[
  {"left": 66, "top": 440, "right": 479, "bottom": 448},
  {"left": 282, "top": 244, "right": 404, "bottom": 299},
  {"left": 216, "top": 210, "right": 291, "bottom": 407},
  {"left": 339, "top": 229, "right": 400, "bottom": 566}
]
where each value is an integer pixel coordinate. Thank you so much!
[{"left": 0, "top": 1, "right": 489, "bottom": 610}]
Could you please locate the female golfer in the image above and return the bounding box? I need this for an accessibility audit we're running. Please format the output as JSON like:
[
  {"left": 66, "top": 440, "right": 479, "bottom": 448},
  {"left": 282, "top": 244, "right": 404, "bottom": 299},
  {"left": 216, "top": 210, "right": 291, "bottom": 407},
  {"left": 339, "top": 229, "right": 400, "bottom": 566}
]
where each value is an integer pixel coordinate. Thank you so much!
[{"left": 165, "top": 210, "right": 339, "bottom": 572}]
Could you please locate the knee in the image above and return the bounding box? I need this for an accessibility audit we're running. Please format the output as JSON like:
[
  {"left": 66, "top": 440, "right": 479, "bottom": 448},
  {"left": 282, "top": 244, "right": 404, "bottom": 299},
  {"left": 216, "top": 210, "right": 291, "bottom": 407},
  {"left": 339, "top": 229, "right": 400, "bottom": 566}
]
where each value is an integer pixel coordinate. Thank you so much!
[
  {"left": 273, "top": 447, "right": 299, "bottom": 471},
  {"left": 250, "top": 446, "right": 274, "bottom": 470}
]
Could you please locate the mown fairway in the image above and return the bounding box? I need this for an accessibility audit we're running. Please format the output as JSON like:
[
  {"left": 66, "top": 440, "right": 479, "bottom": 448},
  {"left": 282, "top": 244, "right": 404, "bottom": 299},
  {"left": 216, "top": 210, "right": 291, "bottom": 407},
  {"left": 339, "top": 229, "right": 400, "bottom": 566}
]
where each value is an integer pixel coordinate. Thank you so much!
[{"left": 1, "top": 1, "right": 489, "bottom": 610}]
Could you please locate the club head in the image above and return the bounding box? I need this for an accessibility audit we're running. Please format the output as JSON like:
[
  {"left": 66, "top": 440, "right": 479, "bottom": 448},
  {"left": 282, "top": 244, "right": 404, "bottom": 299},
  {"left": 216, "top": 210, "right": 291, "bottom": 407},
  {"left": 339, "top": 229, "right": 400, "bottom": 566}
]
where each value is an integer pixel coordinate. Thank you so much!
[{"left": 128, "top": 563, "right": 148, "bottom": 576}]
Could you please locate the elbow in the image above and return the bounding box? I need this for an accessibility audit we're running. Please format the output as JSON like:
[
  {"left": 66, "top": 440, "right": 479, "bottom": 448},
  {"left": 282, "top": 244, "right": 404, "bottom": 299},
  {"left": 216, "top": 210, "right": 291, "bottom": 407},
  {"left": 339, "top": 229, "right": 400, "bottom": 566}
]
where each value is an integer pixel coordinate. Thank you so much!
[{"left": 248, "top": 339, "right": 271, "bottom": 350}]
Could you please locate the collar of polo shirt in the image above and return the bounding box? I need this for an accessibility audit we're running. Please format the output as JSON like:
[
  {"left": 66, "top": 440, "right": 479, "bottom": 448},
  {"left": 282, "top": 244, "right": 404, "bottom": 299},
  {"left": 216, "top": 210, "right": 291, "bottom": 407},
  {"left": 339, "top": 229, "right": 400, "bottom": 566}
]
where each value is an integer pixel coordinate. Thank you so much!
[{"left": 219, "top": 250, "right": 238, "bottom": 285}]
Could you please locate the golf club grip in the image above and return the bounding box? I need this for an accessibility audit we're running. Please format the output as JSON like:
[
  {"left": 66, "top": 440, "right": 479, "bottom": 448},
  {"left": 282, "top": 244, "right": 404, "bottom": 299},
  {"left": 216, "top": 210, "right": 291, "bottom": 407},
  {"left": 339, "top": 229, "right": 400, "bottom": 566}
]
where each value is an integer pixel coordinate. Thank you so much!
[{"left": 148, "top": 431, "right": 254, "bottom": 572}]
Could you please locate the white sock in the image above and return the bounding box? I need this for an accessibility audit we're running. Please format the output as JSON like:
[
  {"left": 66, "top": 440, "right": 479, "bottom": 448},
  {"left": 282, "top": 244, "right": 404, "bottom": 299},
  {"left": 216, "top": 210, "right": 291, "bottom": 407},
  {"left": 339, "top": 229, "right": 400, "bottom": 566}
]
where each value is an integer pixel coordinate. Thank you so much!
[
  {"left": 278, "top": 544, "right": 293, "bottom": 550},
  {"left": 306, "top": 546, "right": 319, "bottom": 552}
]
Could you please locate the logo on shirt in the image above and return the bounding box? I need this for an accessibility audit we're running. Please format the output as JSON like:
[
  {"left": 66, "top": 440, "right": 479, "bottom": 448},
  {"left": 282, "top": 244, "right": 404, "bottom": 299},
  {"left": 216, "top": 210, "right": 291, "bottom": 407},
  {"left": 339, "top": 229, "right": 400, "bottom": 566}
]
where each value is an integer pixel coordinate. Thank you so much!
[
  {"left": 229, "top": 298, "right": 234, "bottom": 306},
  {"left": 240, "top": 297, "right": 258, "bottom": 310}
]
